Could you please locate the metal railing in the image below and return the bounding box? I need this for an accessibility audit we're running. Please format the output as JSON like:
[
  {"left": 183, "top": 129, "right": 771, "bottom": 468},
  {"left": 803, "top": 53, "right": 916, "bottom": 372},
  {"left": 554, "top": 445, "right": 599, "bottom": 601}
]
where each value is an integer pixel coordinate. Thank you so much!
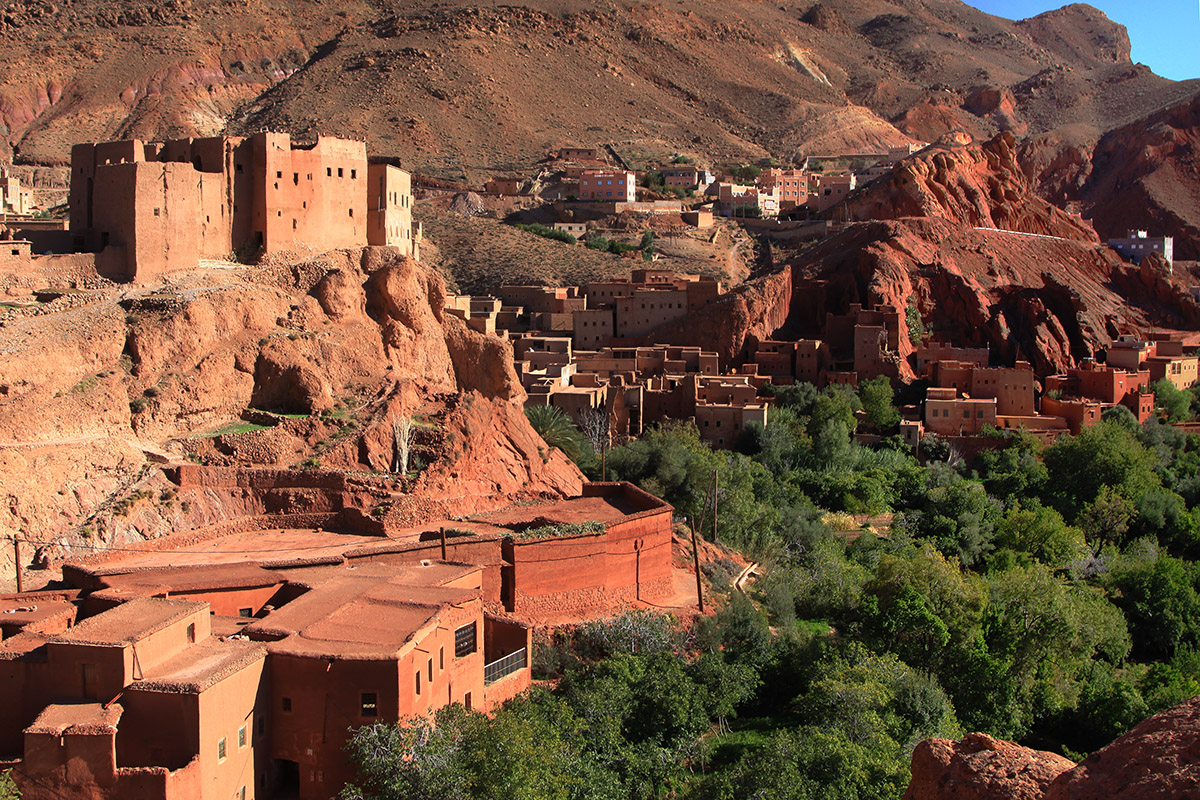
[{"left": 483, "top": 647, "right": 527, "bottom": 685}]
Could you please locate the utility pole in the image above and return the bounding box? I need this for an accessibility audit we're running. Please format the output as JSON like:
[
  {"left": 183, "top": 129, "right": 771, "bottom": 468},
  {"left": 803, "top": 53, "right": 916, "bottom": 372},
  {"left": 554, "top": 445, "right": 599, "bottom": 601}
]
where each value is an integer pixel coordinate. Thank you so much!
[
  {"left": 13, "top": 536, "right": 22, "bottom": 594},
  {"left": 439, "top": 527, "right": 447, "bottom": 561},
  {"left": 689, "top": 518, "right": 705, "bottom": 613}
]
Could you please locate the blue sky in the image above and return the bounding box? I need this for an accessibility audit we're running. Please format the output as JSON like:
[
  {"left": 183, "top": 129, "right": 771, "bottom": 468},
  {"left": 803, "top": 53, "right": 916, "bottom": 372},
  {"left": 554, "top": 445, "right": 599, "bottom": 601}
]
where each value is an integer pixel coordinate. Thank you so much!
[{"left": 966, "top": 1, "right": 1198, "bottom": 81}]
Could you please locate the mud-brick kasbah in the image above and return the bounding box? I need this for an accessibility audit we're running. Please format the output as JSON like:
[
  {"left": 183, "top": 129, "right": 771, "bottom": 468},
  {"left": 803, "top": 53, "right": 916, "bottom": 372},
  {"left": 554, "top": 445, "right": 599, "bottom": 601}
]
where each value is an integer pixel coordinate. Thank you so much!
[{"left": 0, "top": 132, "right": 683, "bottom": 800}]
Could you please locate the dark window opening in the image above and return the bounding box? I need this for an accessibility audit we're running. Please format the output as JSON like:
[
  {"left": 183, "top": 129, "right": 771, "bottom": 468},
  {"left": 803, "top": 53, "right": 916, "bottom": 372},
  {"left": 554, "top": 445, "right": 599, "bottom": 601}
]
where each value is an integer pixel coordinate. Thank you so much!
[
  {"left": 415, "top": 672, "right": 421, "bottom": 695},
  {"left": 282, "top": 697, "right": 292, "bottom": 712},
  {"left": 454, "top": 622, "right": 477, "bottom": 657},
  {"left": 186, "top": 623, "right": 195, "bottom": 643},
  {"left": 239, "top": 608, "right": 253, "bottom": 618},
  {"left": 361, "top": 692, "right": 378, "bottom": 717}
]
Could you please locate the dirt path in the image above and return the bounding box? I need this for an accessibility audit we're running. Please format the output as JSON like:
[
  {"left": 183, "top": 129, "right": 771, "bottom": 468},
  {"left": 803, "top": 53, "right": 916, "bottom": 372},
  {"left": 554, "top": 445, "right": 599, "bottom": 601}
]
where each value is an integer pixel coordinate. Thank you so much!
[{"left": 733, "top": 561, "right": 758, "bottom": 593}]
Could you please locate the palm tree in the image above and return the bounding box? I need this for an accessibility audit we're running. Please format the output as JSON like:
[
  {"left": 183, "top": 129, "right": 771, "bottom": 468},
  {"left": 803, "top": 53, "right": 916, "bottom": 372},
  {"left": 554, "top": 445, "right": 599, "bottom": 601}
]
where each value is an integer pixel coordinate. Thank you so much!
[{"left": 525, "top": 405, "right": 588, "bottom": 463}]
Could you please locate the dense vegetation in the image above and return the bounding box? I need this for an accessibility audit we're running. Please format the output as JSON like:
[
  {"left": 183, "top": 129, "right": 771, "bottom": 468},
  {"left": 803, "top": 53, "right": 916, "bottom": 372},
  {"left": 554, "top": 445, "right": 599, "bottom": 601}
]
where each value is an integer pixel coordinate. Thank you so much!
[{"left": 345, "top": 380, "right": 1200, "bottom": 799}]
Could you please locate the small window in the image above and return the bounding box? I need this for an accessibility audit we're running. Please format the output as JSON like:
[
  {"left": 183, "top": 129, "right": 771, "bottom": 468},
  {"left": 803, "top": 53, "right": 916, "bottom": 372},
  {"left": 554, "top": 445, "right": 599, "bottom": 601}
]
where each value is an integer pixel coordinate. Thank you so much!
[
  {"left": 293, "top": 172, "right": 299, "bottom": 185},
  {"left": 282, "top": 697, "right": 292, "bottom": 712},
  {"left": 338, "top": 168, "right": 344, "bottom": 178},
  {"left": 186, "top": 623, "right": 195, "bottom": 643},
  {"left": 454, "top": 622, "right": 477, "bottom": 657},
  {"left": 276, "top": 171, "right": 282, "bottom": 179},
  {"left": 464, "top": 692, "right": 472, "bottom": 710},
  {"left": 327, "top": 167, "right": 332, "bottom": 177},
  {"left": 235, "top": 163, "right": 244, "bottom": 173},
  {"left": 257, "top": 717, "right": 264, "bottom": 735},
  {"left": 238, "top": 726, "right": 247, "bottom": 748},
  {"left": 439, "top": 647, "right": 445, "bottom": 671},
  {"left": 351, "top": 169, "right": 357, "bottom": 179},
  {"left": 428, "top": 659, "right": 433, "bottom": 681},
  {"left": 348, "top": 208, "right": 354, "bottom": 217},
  {"left": 361, "top": 692, "right": 378, "bottom": 717},
  {"left": 239, "top": 608, "right": 253, "bottom": 618},
  {"left": 415, "top": 672, "right": 421, "bottom": 696},
  {"left": 218, "top": 738, "right": 227, "bottom": 761},
  {"left": 239, "top": 788, "right": 245, "bottom": 800},
  {"left": 153, "top": 208, "right": 161, "bottom": 216}
]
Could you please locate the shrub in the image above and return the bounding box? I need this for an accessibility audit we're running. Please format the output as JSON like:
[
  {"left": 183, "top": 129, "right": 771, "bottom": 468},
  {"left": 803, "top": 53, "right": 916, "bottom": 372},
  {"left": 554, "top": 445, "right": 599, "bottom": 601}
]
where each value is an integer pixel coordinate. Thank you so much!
[{"left": 514, "top": 222, "right": 576, "bottom": 245}]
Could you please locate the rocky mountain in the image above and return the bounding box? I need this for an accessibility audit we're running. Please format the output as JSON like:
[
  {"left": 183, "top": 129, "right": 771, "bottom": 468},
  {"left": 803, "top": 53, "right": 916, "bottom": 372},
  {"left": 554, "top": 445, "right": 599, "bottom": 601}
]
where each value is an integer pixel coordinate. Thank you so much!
[{"left": 1, "top": 0, "right": 1196, "bottom": 177}]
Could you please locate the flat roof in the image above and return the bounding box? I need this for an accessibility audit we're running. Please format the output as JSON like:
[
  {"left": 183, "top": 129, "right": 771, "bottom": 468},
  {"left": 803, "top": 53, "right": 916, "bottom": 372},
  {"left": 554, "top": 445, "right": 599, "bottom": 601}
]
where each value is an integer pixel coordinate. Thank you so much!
[
  {"left": 92, "top": 563, "right": 283, "bottom": 595},
  {"left": 50, "top": 597, "right": 206, "bottom": 647},
  {"left": 476, "top": 493, "right": 642, "bottom": 528},
  {"left": 247, "top": 574, "right": 478, "bottom": 659},
  {"left": 135, "top": 638, "right": 266, "bottom": 694},
  {"left": 0, "top": 596, "right": 76, "bottom": 629},
  {"left": 26, "top": 702, "right": 122, "bottom": 736},
  {"left": 74, "top": 528, "right": 384, "bottom": 572}
]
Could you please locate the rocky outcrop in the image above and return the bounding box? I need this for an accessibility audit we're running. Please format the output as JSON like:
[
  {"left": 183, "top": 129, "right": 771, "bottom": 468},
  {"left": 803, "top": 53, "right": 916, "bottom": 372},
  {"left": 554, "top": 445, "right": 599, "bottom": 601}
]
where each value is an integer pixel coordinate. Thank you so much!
[
  {"left": 905, "top": 697, "right": 1200, "bottom": 800},
  {"left": 838, "top": 132, "right": 1097, "bottom": 243},
  {"left": 904, "top": 733, "right": 1075, "bottom": 800},
  {"left": 0, "top": 246, "right": 582, "bottom": 588},
  {"left": 782, "top": 217, "right": 1160, "bottom": 377},
  {"left": 1043, "top": 696, "right": 1200, "bottom": 799},
  {"left": 637, "top": 265, "right": 792, "bottom": 366}
]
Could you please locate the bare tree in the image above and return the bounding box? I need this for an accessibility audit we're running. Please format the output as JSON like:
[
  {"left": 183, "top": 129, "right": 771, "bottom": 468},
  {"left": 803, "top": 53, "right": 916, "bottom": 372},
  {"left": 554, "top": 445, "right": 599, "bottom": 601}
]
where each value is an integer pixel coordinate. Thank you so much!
[
  {"left": 576, "top": 407, "right": 611, "bottom": 455},
  {"left": 392, "top": 415, "right": 414, "bottom": 475}
]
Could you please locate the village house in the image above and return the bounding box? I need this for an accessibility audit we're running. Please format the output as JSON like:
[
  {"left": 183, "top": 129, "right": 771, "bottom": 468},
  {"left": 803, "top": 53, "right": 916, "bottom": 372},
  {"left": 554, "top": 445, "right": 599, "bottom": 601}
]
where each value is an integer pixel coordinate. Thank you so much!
[
  {"left": 1108, "top": 230, "right": 1174, "bottom": 266},
  {"left": 484, "top": 177, "right": 524, "bottom": 196},
  {"left": 1044, "top": 360, "right": 1155, "bottom": 425},
  {"left": 579, "top": 169, "right": 636, "bottom": 203},
  {"left": 660, "top": 165, "right": 713, "bottom": 192},
  {"left": 808, "top": 173, "right": 857, "bottom": 212},
  {"left": 757, "top": 168, "right": 808, "bottom": 210},
  {"left": 554, "top": 147, "right": 603, "bottom": 163},
  {"left": 822, "top": 303, "right": 904, "bottom": 385},
  {"left": 1, "top": 170, "right": 32, "bottom": 215},
  {"left": 715, "top": 183, "right": 780, "bottom": 217},
  {"left": 914, "top": 340, "right": 990, "bottom": 378},
  {"left": 69, "top": 133, "right": 418, "bottom": 281},
  {"left": 1106, "top": 334, "right": 1199, "bottom": 390},
  {"left": 1, "top": 476, "right": 678, "bottom": 800}
]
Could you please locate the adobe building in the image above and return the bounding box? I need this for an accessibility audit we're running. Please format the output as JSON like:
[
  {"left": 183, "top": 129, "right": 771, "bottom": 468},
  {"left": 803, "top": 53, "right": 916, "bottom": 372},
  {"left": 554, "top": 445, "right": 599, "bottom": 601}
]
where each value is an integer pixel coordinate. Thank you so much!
[
  {"left": 716, "top": 183, "right": 780, "bottom": 217},
  {"left": 0, "top": 469, "right": 684, "bottom": 800},
  {"left": 660, "top": 165, "right": 714, "bottom": 192},
  {"left": 809, "top": 172, "right": 857, "bottom": 212},
  {"left": 69, "top": 133, "right": 417, "bottom": 282},
  {"left": 924, "top": 387, "right": 997, "bottom": 436},
  {"left": 1108, "top": 229, "right": 1173, "bottom": 265},
  {"left": 1, "top": 170, "right": 32, "bottom": 214},
  {"left": 555, "top": 147, "right": 603, "bottom": 163},
  {"left": 757, "top": 168, "right": 808, "bottom": 210},
  {"left": 579, "top": 169, "right": 636, "bottom": 203},
  {"left": 1044, "top": 360, "right": 1154, "bottom": 424},
  {"left": 1105, "top": 335, "right": 1199, "bottom": 391}
]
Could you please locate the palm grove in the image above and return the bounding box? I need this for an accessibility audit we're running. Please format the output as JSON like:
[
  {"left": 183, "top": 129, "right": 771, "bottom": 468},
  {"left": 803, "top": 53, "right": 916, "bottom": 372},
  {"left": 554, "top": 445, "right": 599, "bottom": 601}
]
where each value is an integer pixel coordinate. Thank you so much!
[{"left": 338, "top": 377, "right": 1200, "bottom": 800}]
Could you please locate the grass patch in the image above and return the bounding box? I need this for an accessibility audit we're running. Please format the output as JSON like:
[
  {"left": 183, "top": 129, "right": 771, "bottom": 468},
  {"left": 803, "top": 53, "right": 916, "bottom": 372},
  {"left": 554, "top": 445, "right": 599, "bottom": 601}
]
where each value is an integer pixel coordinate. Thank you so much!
[
  {"left": 508, "top": 520, "right": 605, "bottom": 541},
  {"left": 211, "top": 422, "right": 270, "bottom": 437}
]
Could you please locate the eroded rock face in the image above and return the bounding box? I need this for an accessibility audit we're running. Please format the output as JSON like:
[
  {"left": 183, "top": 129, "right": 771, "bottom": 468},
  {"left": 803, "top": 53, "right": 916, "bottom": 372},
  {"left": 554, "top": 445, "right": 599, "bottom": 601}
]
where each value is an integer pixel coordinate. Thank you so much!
[
  {"left": 782, "top": 216, "right": 1165, "bottom": 377},
  {"left": 840, "top": 132, "right": 1096, "bottom": 242},
  {"left": 1043, "top": 696, "right": 1200, "bottom": 800},
  {"left": 0, "top": 246, "right": 583, "bottom": 587},
  {"left": 906, "top": 698, "right": 1200, "bottom": 800},
  {"left": 904, "top": 733, "right": 1075, "bottom": 800},
  {"left": 637, "top": 265, "right": 793, "bottom": 366}
]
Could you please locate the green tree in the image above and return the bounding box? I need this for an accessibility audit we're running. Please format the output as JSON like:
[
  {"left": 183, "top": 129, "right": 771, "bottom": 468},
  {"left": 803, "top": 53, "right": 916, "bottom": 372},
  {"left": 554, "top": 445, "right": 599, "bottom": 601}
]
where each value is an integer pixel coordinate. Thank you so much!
[
  {"left": 858, "top": 376, "right": 900, "bottom": 430},
  {"left": 1107, "top": 549, "right": 1200, "bottom": 661},
  {"left": 1043, "top": 420, "right": 1161, "bottom": 518},
  {"left": 525, "top": 405, "right": 590, "bottom": 464},
  {"left": 1152, "top": 378, "right": 1192, "bottom": 422}
]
